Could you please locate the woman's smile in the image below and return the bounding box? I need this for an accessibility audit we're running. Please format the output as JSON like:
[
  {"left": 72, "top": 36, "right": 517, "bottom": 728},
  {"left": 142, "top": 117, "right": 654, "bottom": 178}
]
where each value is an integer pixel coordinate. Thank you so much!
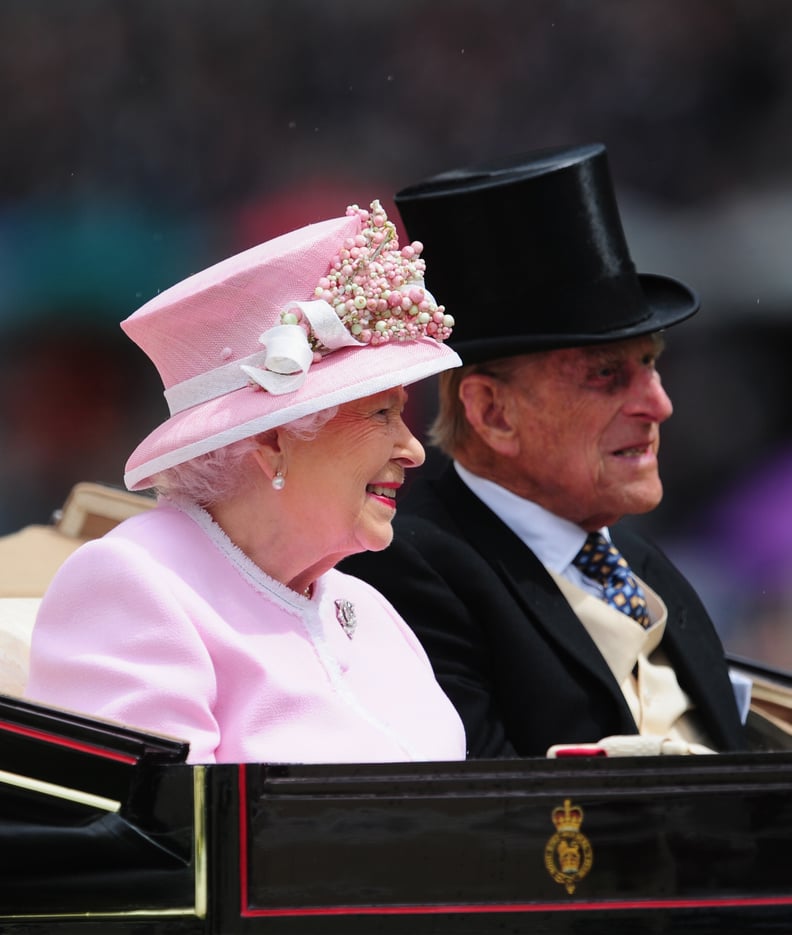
[{"left": 366, "top": 482, "right": 400, "bottom": 508}]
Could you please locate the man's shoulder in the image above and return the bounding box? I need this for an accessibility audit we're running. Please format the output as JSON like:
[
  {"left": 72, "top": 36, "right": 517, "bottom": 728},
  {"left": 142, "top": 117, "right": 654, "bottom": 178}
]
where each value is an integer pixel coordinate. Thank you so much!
[
  {"left": 395, "top": 477, "right": 452, "bottom": 524},
  {"left": 611, "top": 522, "right": 708, "bottom": 609},
  {"left": 342, "top": 473, "right": 503, "bottom": 582},
  {"left": 396, "top": 460, "right": 507, "bottom": 531},
  {"left": 611, "top": 522, "right": 679, "bottom": 572},
  {"left": 393, "top": 471, "right": 508, "bottom": 555}
]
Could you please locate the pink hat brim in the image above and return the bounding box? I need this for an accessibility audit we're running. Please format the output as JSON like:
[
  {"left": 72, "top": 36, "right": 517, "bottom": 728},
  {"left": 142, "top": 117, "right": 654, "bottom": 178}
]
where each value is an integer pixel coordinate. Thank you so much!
[{"left": 124, "top": 337, "right": 460, "bottom": 490}]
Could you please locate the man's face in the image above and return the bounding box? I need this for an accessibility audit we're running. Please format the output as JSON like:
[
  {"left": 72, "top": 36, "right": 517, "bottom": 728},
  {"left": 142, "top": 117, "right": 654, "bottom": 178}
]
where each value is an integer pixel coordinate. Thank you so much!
[{"left": 488, "top": 335, "right": 673, "bottom": 530}]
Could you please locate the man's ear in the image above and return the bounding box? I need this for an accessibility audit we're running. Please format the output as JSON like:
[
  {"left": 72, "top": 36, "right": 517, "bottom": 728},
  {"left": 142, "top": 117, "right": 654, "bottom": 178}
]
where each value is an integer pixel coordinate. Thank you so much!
[{"left": 458, "top": 375, "right": 521, "bottom": 456}]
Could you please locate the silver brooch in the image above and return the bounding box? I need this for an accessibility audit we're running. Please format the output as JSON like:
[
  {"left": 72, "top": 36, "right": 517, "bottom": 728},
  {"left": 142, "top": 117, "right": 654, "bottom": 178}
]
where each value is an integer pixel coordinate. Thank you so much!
[{"left": 335, "top": 599, "right": 357, "bottom": 639}]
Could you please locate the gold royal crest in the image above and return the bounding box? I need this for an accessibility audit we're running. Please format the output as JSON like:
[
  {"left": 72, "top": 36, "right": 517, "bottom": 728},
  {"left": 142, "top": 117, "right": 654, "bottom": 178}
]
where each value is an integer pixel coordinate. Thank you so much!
[{"left": 544, "top": 798, "right": 593, "bottom": 895}]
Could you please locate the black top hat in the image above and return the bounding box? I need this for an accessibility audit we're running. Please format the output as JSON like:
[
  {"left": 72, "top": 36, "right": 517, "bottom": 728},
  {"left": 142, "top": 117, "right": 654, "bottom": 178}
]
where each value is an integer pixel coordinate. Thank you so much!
[{"left": 395, "top": 143, "right": 699, "bottom": 364}]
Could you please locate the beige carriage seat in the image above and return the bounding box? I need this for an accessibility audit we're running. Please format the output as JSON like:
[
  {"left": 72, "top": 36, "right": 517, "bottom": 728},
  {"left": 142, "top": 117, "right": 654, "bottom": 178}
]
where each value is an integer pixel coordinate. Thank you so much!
[{"left": 0, "top": 483, "right": 155, "bottom": 695}]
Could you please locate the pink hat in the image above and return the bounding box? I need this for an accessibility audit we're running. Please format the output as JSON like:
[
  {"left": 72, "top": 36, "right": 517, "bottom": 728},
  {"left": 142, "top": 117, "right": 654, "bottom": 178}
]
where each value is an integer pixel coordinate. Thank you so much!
[{"left": 122, "top": 201, "right": 460, "bottom": 490}]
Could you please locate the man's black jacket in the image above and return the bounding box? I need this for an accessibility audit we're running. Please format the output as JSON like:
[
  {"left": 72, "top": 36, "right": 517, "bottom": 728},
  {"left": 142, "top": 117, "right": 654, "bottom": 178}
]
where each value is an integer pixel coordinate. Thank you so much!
[{"left": 341, "top": 463, "right": 747, "bottom": 757}]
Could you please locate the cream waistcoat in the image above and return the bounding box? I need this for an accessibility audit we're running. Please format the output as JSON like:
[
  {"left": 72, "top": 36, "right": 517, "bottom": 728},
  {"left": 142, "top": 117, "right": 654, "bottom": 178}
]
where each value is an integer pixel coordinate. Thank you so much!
[{"left": 549, "top": 570, "right": 714, "bottom": 750}]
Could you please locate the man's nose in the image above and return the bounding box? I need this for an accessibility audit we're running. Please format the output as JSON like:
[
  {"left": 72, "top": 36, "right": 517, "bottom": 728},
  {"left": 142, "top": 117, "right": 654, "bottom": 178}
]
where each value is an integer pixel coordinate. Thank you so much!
[{"left": 628, "top": 371, "right": 673, "bottom": 423}]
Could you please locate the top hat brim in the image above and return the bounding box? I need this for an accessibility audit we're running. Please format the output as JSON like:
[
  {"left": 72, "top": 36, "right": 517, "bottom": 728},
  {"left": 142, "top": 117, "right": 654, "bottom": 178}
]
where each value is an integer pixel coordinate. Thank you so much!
[{"left": 449, "top": 272, "right": 699, "bottom": 365}]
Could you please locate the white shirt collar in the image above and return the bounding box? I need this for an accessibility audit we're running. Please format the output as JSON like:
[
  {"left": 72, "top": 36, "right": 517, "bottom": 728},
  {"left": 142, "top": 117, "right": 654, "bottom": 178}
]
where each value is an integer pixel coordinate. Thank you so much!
[
  {"left": 453, "top": 462, "right": 612, "bottom": 592},
  {"left": 453, "top": 462, "right": 598, "bottom": 569}
]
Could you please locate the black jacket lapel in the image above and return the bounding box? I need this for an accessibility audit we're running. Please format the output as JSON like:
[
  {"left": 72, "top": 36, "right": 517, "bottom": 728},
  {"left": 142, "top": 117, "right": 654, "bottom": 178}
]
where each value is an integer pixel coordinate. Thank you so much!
[
  {"left": 430, "top": 465, "right": 634, "bottom": 717},
  {"left": 613, "top": 525, "right": 745, "bottom": 749}
]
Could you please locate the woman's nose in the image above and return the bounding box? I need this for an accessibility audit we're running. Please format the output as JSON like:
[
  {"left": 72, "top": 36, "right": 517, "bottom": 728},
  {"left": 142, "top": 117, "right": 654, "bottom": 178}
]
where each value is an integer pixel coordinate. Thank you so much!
[{"left": 395, "top": 420, "right": 426, "bottom": 468}]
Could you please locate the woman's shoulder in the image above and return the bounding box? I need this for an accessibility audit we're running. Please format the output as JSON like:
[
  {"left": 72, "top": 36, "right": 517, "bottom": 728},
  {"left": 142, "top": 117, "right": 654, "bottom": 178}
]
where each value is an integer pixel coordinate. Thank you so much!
[
  {"left": 47, "top": 500, "right": 204, "bottom": 587},
  {"left": 105, "top": 498, "right": 191, "bottom": 536}
]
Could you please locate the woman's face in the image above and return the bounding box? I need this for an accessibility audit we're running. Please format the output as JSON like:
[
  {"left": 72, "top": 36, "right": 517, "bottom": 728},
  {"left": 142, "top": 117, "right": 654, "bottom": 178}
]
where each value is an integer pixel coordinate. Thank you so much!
[{"left": 280, "top": 386, "right": 425, "bottom": 563}]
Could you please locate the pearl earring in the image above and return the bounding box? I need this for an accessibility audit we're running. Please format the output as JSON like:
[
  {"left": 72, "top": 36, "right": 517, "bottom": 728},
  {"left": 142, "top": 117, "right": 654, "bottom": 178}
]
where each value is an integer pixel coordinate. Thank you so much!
[{"left": 272, "top": 470, "right": 285, "bottom": 491}]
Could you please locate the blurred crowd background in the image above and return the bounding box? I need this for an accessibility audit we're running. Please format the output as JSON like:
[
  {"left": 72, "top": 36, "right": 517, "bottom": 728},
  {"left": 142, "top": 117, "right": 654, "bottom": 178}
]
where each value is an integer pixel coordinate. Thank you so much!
[{"left": 2, "top": 0, "right": 792, "bottom": 670}]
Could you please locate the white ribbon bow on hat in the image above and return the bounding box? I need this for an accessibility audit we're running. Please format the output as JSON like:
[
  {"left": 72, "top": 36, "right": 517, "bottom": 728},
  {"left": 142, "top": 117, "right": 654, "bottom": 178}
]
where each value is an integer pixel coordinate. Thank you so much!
[
  {"left": 164, "top": 299, "right": 360, "bottom": 415},
  {"left": 240, "top": 299, "right": 359, "bottom": 396}
]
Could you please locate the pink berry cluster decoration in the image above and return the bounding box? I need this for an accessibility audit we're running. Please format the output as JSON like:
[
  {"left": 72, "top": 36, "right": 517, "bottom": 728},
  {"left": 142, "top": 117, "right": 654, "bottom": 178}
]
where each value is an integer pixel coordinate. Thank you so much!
[{"left": 281, "top": 200, "right": 455, "bottom": 350}]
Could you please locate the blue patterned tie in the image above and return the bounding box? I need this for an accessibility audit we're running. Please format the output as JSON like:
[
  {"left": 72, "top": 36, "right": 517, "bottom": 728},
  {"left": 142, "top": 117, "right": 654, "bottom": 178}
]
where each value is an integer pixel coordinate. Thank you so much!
[{"left": 572, "top": 532, "right": 651, "bottom": 628}]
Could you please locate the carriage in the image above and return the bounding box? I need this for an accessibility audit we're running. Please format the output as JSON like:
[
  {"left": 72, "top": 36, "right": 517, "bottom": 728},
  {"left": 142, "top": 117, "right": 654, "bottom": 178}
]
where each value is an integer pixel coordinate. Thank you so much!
[{"left": 2, "top": 485, "right": 792, "bottom": 934}]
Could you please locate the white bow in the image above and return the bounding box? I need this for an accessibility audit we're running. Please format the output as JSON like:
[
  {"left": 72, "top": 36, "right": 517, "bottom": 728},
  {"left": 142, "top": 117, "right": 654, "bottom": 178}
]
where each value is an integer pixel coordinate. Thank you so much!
[
  {"left": 164, "top": 300, "right": 363, "bottom": 415},
  {"left": 240, "top": 299, "right": 359, "bottom": 396}
]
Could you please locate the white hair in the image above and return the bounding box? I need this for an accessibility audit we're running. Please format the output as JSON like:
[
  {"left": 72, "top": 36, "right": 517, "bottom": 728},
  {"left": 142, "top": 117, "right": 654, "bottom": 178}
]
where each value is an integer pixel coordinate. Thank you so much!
[{"left": 152, "top": 406, "right": 339, "bottom": 506}]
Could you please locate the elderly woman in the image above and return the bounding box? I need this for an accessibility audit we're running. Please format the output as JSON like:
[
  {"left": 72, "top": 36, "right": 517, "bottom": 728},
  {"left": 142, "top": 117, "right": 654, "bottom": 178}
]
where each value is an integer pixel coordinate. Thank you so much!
[{"left": 25, "top": 201, "right": 466, "bottom": 764}]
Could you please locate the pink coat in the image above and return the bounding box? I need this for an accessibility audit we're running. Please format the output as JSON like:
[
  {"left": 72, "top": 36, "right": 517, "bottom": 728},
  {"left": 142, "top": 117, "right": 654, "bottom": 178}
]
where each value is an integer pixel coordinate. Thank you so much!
[{"left": 26, "top": 500, "right": 466, "bottom": 764}]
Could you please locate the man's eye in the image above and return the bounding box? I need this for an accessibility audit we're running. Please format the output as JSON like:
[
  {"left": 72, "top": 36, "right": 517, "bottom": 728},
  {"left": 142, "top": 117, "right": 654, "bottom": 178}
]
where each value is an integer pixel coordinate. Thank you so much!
[{"left": 585, "top": 363, "right": 627, "bottom": 390}]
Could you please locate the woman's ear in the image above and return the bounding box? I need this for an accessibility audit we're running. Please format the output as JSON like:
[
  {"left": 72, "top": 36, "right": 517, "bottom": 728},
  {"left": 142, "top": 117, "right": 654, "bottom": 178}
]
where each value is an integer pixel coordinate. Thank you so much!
[
  {"left": 458, "top": 375, "right": 521, "bottom": 457},
  {"left": 251, "top": 429, "right": 284, "bottom": 483}
]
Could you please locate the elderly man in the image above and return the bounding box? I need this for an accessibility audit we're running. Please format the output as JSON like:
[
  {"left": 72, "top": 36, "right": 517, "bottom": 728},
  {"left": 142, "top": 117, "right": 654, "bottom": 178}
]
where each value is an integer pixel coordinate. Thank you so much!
[{"left": 342, "top": 143, "right": 747, "bottom": 758}]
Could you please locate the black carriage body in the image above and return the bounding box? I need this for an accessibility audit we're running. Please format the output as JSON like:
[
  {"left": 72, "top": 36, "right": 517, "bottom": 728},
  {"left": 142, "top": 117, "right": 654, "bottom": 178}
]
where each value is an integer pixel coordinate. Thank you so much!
[{"left": 1, "top": 695, "right": 791, "bottom": 935}]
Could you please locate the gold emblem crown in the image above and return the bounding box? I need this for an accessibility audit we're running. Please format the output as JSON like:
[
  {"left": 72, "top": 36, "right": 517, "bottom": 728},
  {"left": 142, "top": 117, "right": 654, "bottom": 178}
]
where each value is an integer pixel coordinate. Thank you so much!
[{"left": 552, "top": 798, "right": 584, "bottom": 833}]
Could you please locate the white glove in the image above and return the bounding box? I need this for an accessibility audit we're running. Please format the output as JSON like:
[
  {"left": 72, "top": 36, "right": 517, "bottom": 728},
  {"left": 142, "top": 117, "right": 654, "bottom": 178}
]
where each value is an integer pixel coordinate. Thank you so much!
[{"left": 546, "top": 734, "right": 716, "bottom": 758}]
